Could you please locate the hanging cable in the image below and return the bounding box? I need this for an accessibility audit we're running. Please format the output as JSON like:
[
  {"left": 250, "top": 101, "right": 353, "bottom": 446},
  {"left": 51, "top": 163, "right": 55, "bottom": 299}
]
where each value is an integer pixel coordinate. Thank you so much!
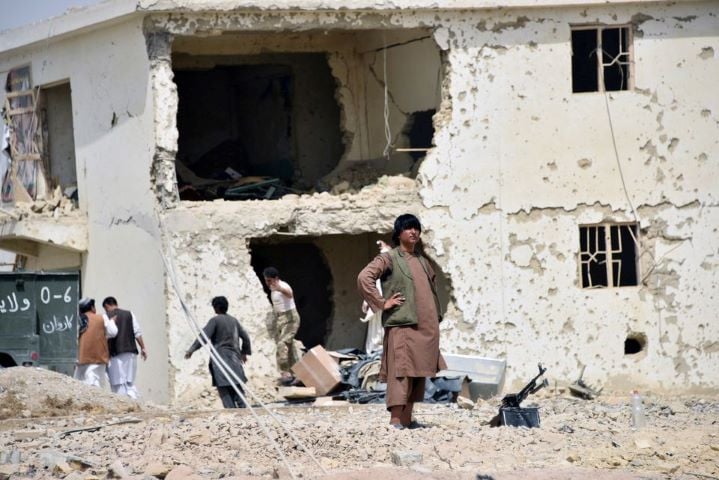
[{"left": 382, "top": 34, "right": 393, "bottom": 159}]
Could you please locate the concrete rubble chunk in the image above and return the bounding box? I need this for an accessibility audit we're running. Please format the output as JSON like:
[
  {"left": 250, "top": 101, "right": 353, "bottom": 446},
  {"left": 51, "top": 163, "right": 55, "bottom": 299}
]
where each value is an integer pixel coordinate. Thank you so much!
[
  {"left": 148, "top": 428, "right": 165, "bottom": 446},
  {"left": 39, "top": 450, "right": 95, "bottom": 472},
  {"left": 633, "top": 435, "right": 654, "bottom": 449},
  {"left": 390, "top": 450, "right": 423, "bottom": 466},
  {"left": 144, "top": 462, "right": 172, "bottom": 478},
  {"left": 0, "top": 464, "right": 20, "bottom": 480},
  {"left": 0, "top": 450, "right": 21, "bottom": 464},
  {"left": 165, "top": 466, "right": 199, "bottom": 480},
  {"left": 108, "top": 460, "right": 129, "bottom": 479},
  {"left": 456, "top": 395, "right": 474, "bottom": 410}
]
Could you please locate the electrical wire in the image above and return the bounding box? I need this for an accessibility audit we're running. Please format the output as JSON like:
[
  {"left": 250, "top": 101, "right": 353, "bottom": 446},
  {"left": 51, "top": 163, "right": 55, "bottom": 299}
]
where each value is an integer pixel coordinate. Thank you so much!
[{"left": 382, "top": 35, "right": 393, "bottom": 159}]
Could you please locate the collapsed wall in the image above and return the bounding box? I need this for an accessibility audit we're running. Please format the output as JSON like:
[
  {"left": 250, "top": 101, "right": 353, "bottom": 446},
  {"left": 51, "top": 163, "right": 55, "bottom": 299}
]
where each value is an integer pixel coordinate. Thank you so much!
[{"left": 146, "top": 2, "right": 718, "bottom": 402}]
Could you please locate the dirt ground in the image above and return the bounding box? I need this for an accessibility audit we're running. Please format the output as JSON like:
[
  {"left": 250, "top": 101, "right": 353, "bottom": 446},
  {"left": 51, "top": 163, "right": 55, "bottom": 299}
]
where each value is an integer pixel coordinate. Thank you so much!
[{"left": 0, "top": 368, "right": 718, "bottom": 480}]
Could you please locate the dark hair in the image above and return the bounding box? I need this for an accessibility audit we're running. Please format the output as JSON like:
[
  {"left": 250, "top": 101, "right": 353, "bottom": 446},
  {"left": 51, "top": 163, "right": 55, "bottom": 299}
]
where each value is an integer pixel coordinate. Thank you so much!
[
  {"left": 212, "top": 296, "right": 229, "bottom": 314},
  {"left": 102, "top": 296, "right": 118, "bottom": 308},
  {"left": 391, "top": 213, "right": 422, "bottom": 246},
  {"left": 263, "top": 267, "right": 279, "bottom": 278},
  {"left": 79, "top": 299, "right": 95, "bottom": 314}
]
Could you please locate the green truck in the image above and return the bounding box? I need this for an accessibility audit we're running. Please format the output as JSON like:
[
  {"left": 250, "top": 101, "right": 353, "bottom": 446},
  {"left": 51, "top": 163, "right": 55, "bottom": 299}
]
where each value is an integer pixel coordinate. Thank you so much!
[{"left": 0, "top": 272, "right": 80, "bottom": 375}]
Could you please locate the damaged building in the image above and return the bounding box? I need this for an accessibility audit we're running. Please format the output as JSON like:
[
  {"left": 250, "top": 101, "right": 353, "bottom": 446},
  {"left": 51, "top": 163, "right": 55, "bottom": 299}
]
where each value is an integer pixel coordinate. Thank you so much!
[{"left": 0, "top": 0, "right": 716, "bottom": 403}]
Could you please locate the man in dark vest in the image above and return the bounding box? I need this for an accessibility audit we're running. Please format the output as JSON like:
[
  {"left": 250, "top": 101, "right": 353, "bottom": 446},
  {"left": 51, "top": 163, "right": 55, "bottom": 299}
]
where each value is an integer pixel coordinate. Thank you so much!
[
  {"left": 103, "top": 296, "right": 147, "bottom": 399},
  {"left": 74, "top": 297, "right": 117, "bottom": 387},
  {"left": 185, "top": 296, "right": 252, "bottom": 408}
]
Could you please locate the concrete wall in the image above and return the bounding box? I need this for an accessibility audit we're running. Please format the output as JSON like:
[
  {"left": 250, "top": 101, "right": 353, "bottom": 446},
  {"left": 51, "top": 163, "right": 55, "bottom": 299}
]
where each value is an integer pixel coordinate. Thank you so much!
[
  {"left": 0, "top": 0, "right": 716, "bottom": 405},
  {"left": 0, "top": 18, "right": 170, "bottom": 402},
  {"left": 153, "top": 1, "right": 718, "bottom": 400},
  {"left": 421, "top": 2, "right": 718, "bottom": 390}
]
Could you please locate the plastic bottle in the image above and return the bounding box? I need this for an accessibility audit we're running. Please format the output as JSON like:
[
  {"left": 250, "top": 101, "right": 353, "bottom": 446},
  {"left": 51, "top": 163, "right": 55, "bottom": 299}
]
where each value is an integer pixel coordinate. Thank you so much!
[{"left": 631, "top": 390, "right": 646, "bottom": 429}]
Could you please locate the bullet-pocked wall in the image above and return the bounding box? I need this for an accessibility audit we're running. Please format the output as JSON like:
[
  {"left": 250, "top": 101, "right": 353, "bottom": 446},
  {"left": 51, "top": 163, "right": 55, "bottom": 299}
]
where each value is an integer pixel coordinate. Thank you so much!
[
  {"left": 149, "top": 1, "right": 718, "bottom": 402},
  {"left": 420, "top": 2, "right": 719, "bottom": 391}
]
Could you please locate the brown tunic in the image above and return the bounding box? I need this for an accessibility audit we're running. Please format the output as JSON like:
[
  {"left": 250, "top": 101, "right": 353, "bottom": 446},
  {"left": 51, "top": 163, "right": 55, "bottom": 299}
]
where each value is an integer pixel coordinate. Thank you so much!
[
  {"left": 78, "top": 313, "right": 110, "bottom": 366},
  {"left": 357, "top": 251, "right": 447, "bottom": 385}
]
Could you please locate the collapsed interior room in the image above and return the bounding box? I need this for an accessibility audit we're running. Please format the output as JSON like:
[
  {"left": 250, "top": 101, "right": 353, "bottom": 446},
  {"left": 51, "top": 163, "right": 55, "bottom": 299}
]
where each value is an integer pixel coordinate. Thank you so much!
[
  {"left": 171, "top": 29, "right": 442, "bottom": 201},
  {"left": 249, "top": 233, "right": 453, "bottom": 352}
]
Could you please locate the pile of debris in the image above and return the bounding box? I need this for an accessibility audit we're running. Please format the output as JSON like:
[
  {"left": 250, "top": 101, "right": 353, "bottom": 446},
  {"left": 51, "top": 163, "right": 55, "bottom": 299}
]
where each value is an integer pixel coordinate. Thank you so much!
[
  {"left": 277, "top": 346, "right": 495, "bottom": 407},
  {"left": 0, "top": 367, "right": 140, "bottom": 420}
]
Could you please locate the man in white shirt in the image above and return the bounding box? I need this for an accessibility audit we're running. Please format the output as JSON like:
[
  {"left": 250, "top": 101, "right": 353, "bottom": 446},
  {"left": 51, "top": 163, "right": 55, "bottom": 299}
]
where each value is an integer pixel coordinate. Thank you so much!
[
  {"left": 103, "top": 296, "right": 147, "bottom": 399},
  {"left": 263, "top": 267, "right": 301, "bottom": 384}
]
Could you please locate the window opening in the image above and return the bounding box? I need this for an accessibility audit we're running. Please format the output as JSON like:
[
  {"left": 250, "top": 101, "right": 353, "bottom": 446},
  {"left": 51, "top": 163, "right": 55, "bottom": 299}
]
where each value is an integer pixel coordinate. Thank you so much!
[
  {"left": 39, "top": 82, "right": 77, "bottom": 199},
  {"left": 579, "top": 223, "right": 638, "bottom": 288},
  {"left": 174, "top": 54, "right": 343, "bottom": 201},
  {"left": 572, "top": 25, "right": 632, "bottom": 93}
]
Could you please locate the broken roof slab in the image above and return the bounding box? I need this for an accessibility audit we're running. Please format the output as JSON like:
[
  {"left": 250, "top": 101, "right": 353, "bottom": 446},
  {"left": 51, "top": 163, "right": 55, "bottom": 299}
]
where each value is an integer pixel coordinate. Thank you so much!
[{"left": 0, "top": 216, "right": 88, "bottom": 256}]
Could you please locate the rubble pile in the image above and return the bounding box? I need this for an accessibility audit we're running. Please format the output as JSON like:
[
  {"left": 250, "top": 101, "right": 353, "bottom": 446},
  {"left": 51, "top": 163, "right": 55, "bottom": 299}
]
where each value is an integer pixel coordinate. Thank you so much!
[
  {"left": 0, "top": 367, "right": 140, "bottom": 420},
  {"left": 3, "top": 187, "right": 78, "bottom": 221},
  {"left": 0, "top": 388, "right": 717, "bottom": 479}
]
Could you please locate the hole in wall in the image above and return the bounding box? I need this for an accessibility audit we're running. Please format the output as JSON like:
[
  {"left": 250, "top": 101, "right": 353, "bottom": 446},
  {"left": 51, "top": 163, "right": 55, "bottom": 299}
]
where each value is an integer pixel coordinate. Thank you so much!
[
  {"left": 249, "top": 233, "right": 454, "bottom": 352},
  {"left": 250, "top": 239, "right": 333, "bottom": 349},
  {"left": 169, "top": 29, "right": 443, "bottom": 200},
  {"left": 624, "top": 332, "right": 647, "bottom": 355}
]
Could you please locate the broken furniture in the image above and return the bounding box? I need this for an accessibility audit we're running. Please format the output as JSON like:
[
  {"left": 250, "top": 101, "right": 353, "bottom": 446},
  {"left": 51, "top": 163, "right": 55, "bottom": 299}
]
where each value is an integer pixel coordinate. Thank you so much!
[
  {"left": 436, "top": 353, "right": 507, "bottom": 401},
  {"left": 291, "top": 345, "right": 342, "bottom": 396},
  {"left": 497, "top": 363, "right": 548, "bottom": 428},
  {"left": 568, "top": 365, "right": 603, "bottom": 400},
  {"left": 223, "top": 177, "right": 285, "bottom": 200}
]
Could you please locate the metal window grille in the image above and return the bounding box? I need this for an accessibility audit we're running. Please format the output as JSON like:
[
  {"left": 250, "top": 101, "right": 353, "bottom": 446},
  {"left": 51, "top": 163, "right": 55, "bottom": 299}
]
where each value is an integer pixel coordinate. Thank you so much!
[{"left": 579, "top": 223, "right": 639, "bottom": 288}]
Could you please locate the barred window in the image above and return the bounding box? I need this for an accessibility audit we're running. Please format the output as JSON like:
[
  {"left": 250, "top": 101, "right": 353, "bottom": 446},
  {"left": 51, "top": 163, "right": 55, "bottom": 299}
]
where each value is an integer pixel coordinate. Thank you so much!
[
  {"left": 579, "top": 224, "right": 639, "bottom": 288},
  {"left": 572, "top": 25, "right": 632, "bottom": 93}
]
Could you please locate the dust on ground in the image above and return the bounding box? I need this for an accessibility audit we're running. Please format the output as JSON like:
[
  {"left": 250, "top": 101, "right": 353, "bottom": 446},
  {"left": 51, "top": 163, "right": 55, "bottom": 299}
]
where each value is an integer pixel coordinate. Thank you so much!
[
  {"left": 0, "top": 370, "right": 717, "bottom": 480},
  {"left": 0, "top": 367, "right": 140, "bottom": 420}
]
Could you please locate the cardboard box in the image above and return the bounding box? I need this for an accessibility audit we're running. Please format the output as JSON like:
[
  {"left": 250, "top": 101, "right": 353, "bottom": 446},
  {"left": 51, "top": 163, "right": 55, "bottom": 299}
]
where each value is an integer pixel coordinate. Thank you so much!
[{"left": 291, "top": 345, "right": 342, "bottom": 396}]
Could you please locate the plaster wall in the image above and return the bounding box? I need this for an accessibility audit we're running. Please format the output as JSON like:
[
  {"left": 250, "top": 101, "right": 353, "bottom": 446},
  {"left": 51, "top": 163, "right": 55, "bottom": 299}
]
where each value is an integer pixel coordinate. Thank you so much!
[
  {"left": 0, "top": 19, "right": 170, "bottom": 402},
  {"left": 155, "top": 1, "right": 718, "bottom": 399},
  {"left": 162, "top": 177, "right": 422, "bottom": 400},
  {"left": 419, "top": 2, "right": 719, "bottom": 390},
  {"left": 0, "top": 0, "right": 715, "bottom": 404}
]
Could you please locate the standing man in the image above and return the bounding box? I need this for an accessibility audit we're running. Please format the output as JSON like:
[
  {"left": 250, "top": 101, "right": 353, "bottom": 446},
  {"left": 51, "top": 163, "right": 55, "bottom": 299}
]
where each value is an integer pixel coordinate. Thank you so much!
[
  {"left": 185, "top": 296, "right": 251, "bottom": 408},
  {"left": 262, "top": 267, "right": 301, "bottom": 385},
  {"left": 74, "top": 298, "right": 117, "bottom": 387},
  {"left": 103, "top": 296, "right": 147, "bottom": 399},
  {"left": 357, "top": 214, "right": 446, "bottom": 429}
]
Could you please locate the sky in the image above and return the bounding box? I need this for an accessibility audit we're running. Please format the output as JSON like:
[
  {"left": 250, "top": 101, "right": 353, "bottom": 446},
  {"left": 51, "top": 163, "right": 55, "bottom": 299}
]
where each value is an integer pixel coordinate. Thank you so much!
[{"left": 0, "top": 0, "right": 105, "bottom": 32}]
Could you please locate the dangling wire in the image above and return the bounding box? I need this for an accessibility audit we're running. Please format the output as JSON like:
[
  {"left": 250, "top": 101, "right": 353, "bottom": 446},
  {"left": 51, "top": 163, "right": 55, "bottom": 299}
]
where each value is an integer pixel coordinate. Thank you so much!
[{"left": 382, "top": 34, "right": 393, "bottom": 160}]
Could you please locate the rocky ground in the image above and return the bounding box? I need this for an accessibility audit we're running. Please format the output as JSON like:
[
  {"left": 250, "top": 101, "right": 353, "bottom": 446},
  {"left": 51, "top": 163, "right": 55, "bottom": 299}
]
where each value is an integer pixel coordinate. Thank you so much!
[{"left": 0, "top": 368, "right": 717, "bottom": 480}]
